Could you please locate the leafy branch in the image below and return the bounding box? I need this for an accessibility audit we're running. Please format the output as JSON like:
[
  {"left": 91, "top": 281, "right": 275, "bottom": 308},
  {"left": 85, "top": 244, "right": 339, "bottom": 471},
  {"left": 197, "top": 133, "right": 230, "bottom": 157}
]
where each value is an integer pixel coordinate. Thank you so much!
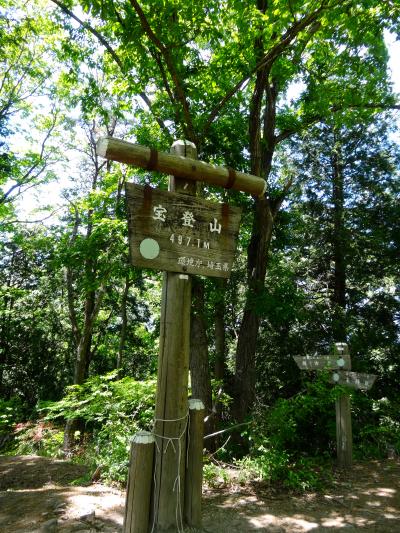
[
  {"left": 49, "top": 0, "right": 172, "bottom": 140},
  {"left": 202, "top": 0, "right": 343, "bottom": 136},
  {"left": 128, "top": 0, "right": 196, "bottom": 142}
]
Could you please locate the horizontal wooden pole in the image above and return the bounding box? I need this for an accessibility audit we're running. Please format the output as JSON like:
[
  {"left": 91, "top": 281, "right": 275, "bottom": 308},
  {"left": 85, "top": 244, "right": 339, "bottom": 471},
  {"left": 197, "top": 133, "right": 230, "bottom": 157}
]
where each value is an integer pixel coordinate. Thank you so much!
[{"left": 96, "top": 136, "right": 267, "bottom": 197}]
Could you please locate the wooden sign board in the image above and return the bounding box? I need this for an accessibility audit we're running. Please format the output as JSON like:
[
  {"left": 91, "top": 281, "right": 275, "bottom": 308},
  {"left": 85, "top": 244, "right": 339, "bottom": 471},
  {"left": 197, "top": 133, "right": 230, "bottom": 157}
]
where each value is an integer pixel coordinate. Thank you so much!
[
  {"left": 331, "top": 371, "right": 377, "bottom": 390},
  {"left": 293, "top": 354, "right": 351, "bottom": 371},
  {"left": 125, "top": 183, "right": 242, "bottom": 278}
]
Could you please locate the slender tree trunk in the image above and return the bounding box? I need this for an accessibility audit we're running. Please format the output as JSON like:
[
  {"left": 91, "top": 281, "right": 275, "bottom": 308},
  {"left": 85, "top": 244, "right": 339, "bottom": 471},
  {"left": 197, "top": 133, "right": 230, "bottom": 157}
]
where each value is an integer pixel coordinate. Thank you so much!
[
  {"left": 190, "top": 278, "right": 213, "bottom": 436},
  {"left": 214, "top": 279, "right": 227, "bottom": 383},
  {"left": 116, "top": 274, "right": 131, "bottom": 371},
  {"left": 74, "top": 292, "right": 95, "bottom": 384},
  {"left": 63, "top": 121, "right": 107, "bottom": 453},
  {"left": 64, "top": 289, "right": 96, "bottom": 452},
  {"left": 331, "top": 139, "right": 347, "bottom": 342},
  {"left": 0, "top": 250, "right": 16, "bottom": 395},
  {"left": 233, "top": 197, "right": 275, "bottom": 421},
  {"left": 232, "top": 0, "right": 282, "bottom": 422}
]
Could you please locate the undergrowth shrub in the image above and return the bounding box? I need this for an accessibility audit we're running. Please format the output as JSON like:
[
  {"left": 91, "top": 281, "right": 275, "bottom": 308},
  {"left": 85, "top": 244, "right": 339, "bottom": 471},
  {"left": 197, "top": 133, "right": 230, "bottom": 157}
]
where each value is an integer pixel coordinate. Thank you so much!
[
  {"left": 237, "top": 374, "right": 400, "bottom": 492},
  {"left": 40, "top": 371, "right": 156, "bottom": 484},
  {"left": 12, "top": 421, "right": 64, "bottom": 457},
  {"left": 352, "top": 395, "right": 400, "bottom": 458},
  {"left": 0, "top": 397, "right": 30, "bottom": 451},
  {"left": 0, "top": 397, "right": 28, "bottom": 433},
  {"left": 236, "top": 375, "right": 337, "bottom": 492}
]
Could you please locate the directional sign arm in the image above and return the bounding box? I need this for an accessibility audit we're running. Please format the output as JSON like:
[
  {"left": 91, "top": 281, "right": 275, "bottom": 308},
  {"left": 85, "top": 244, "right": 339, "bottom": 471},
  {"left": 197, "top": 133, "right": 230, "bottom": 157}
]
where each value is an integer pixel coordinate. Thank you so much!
[
  {"left": 293, "top": 354, "right": 351, "bottom": 370},
  {"left": 331, "top": 371, "right": 377, "bottom": 390}
]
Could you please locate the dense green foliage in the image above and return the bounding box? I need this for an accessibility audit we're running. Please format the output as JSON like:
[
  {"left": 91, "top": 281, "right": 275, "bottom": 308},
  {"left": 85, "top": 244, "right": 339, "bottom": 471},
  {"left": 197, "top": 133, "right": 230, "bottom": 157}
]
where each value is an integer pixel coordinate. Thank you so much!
[
  {"left": 1, "top": 0, "right": 399, "bottom": 492},
  {"left": 7, "top": 373, "right": 156, "bottom": 482}
]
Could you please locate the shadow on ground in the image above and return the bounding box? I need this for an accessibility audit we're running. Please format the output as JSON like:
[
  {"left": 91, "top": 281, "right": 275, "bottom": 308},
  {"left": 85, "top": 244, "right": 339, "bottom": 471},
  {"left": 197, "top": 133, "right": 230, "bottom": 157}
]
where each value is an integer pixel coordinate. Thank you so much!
[
  {"left": 0, "top": 455, "right": 124, "bottom": 532},
  {"left": 201, "top": 459, "right": 400, "bottom": 532},
  {"left": 1, "top": 455, "right": 399, "bottom": 532}
]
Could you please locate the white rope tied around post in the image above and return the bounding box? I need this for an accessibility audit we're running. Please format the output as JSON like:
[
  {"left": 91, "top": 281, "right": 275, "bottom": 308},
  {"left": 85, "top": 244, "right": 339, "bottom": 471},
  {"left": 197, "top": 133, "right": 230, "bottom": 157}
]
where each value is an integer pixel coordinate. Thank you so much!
[{"left": 150, "top": 411, "right": 190, "bottom": 533}]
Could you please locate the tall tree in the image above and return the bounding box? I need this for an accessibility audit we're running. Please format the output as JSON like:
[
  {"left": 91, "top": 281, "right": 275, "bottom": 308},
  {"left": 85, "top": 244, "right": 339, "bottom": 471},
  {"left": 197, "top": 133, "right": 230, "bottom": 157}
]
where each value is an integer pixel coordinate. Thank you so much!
[
  {"left": 0, "top": 0, "right": 64, "bottom": 220},
  {"left": 284, "top": 116, "right": 399, "bottom": 385},
  {"left": 47, "top": 0, "right": 400, "bottom": 421}
]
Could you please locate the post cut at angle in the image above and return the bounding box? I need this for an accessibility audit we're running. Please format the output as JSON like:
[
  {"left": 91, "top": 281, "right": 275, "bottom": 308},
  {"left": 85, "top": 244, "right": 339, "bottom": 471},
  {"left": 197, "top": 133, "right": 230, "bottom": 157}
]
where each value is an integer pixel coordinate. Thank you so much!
[{"left": 96, "top": 136, "right": 267, "bottom": 197}]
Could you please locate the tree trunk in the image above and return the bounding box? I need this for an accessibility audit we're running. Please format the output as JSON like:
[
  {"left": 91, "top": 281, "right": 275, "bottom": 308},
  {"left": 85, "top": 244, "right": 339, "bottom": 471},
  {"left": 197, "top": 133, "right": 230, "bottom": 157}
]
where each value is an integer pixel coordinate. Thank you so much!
[
  {"left": 117, "top": 274, "right": 131, "bottom": 371},
  {"left": 233, "top": 197, "right": 274, "bottom": 421},
  {"left": 231, "top": 0, "right": 282, "bottom": 422},
  {"left": 331, "top": 139, "right": 347, "bottom": 342},
  {"left": 63, "top": 121, "right": 108, "bottom": 453},
  {"left": 64, "top": 290, "right": 96, "bottom": 452},
  {"left": 0, "top": 249, "right": 16, "bottom": 395},
  {"left": 190, "top": 277, "right": 213, "bottom": 436},
  {"left": 214, "top": 279, "right": 227, "bottom": 383}
]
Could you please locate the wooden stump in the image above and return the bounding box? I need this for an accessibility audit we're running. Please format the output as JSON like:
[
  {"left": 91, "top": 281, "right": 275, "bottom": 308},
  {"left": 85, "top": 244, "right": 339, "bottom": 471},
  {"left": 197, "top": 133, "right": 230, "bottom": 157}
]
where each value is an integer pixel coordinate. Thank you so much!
[
  {"left": 184, "top": 399, "right": 205, "bottom": 528},
  {"left": 123, "top": 431, "right": 155, "bottom": 533}
]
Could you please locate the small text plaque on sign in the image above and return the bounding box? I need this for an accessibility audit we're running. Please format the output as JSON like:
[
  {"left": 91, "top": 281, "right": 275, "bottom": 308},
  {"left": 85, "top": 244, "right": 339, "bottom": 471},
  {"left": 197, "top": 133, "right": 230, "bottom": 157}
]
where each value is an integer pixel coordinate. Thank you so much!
[{"left": 125, "top": 183, "right": 242, "bottom": 278}]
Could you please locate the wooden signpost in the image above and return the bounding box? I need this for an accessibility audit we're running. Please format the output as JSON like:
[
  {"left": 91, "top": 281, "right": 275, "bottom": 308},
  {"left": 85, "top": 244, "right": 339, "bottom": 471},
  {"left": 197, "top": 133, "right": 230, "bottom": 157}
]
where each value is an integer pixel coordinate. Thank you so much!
[
  {"left": 97, "top": 136, "right": 264, "bottom": 532},
  {"left": 293, "top": 342, "right": 377, "bottom": 469}
]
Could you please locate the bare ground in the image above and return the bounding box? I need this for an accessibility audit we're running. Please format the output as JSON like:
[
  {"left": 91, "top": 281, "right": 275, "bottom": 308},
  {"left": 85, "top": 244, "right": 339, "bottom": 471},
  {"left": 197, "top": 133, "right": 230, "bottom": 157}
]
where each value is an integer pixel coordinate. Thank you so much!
[{"left": 0, "top": 455, "right": 399, "bottom": 532}]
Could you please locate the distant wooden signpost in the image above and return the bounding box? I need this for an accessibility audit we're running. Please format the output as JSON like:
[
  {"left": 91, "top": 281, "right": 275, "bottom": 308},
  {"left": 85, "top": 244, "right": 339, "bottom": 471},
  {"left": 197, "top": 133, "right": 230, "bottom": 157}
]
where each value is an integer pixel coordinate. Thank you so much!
[
  {"left": 294, "top": 342, "right": 377, "bottom": 469},
  {"left": 97, "top": 136, "right": 265, "bottom": 533}
]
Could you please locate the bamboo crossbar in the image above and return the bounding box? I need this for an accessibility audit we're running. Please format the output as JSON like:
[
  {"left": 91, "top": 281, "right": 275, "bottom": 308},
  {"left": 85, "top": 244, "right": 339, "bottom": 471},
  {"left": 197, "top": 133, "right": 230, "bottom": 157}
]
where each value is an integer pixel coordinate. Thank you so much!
[{"left": 96, "top": 136, "right": 267, "bottom": 197}]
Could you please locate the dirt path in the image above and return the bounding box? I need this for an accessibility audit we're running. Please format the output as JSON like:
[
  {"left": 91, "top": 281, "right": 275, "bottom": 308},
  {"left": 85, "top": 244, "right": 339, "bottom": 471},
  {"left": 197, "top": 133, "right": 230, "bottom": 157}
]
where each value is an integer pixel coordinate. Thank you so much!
[{"left": 0, "top": 455, "right": 399, "bottom": 532}]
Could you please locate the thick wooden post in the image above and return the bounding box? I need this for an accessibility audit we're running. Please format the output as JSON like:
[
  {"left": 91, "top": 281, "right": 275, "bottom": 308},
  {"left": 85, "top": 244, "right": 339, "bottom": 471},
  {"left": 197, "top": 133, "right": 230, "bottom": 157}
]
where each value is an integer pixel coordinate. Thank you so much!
[
  {"left": 334, "top": 343, "right": 353, "bottom": 469},
  {"left": 184, "top": 399, "right": 205, "bottom": 528},
  {"left": 152, "top": 141, "right": 197, "bottom": 531},
  {"left": 336, "top": 394, "right": 353, "bottom": 469},
  {"left": 123, "top": 431, "right": 155, "bottom": 533}
]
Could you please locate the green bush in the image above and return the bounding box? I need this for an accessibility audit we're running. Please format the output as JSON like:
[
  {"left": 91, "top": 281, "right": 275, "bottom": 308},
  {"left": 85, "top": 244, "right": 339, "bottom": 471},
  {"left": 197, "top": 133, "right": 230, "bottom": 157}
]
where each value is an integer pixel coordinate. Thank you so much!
[
  {"left": 239, "top": 451, "right": 326, "bottom": 492},
  {"left": 251, "top": 374, "right": 338, "bottom": 457},
  {"left": 0, "top": 397, "right": 27, "bottom": 433},
  {"left": 352, "top": 395, "right": 400, "bottom": 459},
  {"left": 40, "top": 371, "right": 156, "bottom": 483},
  {"left": 239, "top": 374, "right": 400, "bottom": 492},
  {"left": 12, "top": 421, "right": 64, "bottom": 457},
  {"left": 238, "top": 376, "right": 344, "bottom": 491}
]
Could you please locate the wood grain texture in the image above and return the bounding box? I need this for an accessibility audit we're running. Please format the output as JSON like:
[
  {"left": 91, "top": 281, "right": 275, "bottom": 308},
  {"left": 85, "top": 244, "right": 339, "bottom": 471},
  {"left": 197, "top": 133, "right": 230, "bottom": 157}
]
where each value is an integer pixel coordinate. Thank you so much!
[
  {"left": 125, "top": 183, "right": 242, "bottom": 278},
  {"left": 336, "top": 395, "right": 353, "bottom": 469},
  {"left": 123, "top": 432, "right": 155, "bottom": 533},
  {"left": 184, "top": 399, "right": 205, "bottom": 528},
  {"left": 151, "top": 141, "right": 195, "bottom": 531},
  {"left": 97, "top": 136, "right": 267, "bottom": 196}
]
